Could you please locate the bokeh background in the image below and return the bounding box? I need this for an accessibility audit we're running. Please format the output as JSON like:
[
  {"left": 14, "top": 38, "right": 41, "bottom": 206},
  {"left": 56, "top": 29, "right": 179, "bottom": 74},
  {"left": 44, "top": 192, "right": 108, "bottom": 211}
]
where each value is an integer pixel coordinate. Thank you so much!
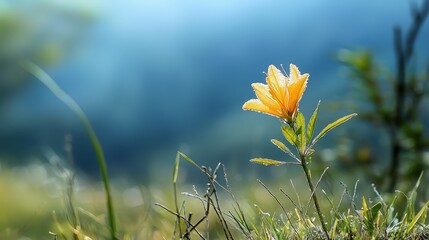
[{"left": 1, "top": 0, "right": 429, "bottom": 186}]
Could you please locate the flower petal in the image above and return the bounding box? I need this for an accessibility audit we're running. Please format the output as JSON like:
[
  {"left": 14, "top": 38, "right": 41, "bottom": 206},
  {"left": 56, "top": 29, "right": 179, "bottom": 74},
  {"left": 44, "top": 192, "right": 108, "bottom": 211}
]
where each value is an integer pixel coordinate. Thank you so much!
[
  {"left": 242, "top": 99, "right": 283, "bottom": 117},
  {"left": 289, "top": 64, "right": 300, "bottom": 83},
  {"left": 287, "top": 65, "right": 309, "bottom": 114},
  {"left": 266, "top": 65, "right": 288, "bottom": 106},
  {"left": 251, "top": 83, "right": 280, "bottom": 111}
]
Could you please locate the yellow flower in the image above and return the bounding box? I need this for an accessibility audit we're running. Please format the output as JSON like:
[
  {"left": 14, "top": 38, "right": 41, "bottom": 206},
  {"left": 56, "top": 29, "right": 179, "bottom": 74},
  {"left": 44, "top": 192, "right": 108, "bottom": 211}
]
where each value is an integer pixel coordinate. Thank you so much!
[{"left": 242, "top": 64, "right": 309, "bottom": 123}]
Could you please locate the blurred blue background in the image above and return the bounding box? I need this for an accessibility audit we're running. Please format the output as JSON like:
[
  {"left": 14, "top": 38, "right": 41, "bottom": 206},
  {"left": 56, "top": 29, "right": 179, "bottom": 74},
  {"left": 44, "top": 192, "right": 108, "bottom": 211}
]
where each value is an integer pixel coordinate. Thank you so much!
[{"left": 1, "top": 1, "right": 428, "bottom": 184}]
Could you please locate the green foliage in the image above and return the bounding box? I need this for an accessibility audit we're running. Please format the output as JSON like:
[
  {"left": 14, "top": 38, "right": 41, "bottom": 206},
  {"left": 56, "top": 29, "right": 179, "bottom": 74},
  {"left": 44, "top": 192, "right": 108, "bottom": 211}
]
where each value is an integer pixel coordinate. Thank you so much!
[
  {"left": 337, "top": 0, "right": 429, "bottom": 192},
  {"left": 248, "top": 101, "right": 357, "bottom": 240},
  {"left": 295, "top": 112, "right": 307, "bottom": 153},
  {"left": 0, "top": 2, "right": 94, "bottom": 106},
  {"left": 270, "top": 139, "right": 298, "bottom": 161},
  {"left": 251, "top": 103, "right": 357, "bottom": 167},
  {"left": 250, "top": 158, "right": 287, "bottom": 166},
  {"left": 281, "top": 125, "right": 298, "bottom": 147},
  {"left": 2, "top": 161, "right": 429, "bottom": 239},
  {"left": 254, "top": 180, "right": 429, "bottom": 240},
  {"left": 166, "top": 156, "right": 429, "bottom": 239},
  {"left": 250, "top": 158, "right": 301, "bottom": 166},
  {"left": 306, "top": 101, "right": 320, "bottom": 142},
  {"left": 5, "top": 3, "right": 428, "bottom": 238},
  {"left": 158, "top": 152, "right": 240, "bottom": 240}
]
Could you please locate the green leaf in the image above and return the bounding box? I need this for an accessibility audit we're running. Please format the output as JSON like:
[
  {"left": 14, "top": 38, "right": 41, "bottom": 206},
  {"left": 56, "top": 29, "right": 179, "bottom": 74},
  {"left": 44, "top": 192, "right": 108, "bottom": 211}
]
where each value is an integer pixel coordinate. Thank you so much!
[
  {"left": 270, "top": 139, "right": 299, "bottom": 161},
  {"left": 250, "top": 158, "right": 300, "bottom": 166},
  {"left": 370, "top": 202, "right": 382, "bottom": 219},
  {"left": 307, "top": 101, "right": 320, "bottom": 141},
  {"left": 250, "top": 158, "right": 286, "bottom": 166},
  {"left": 311, "top": 113, "right": 357, "bottom": 147},
  {"left": 295, "top": 112, "right": 306, "bottom": 152},
  {"left": 281, "top": 125, "right": 298, "bottom": 147},
  {"left": 271, "top": 139, "right": 288, "bottom": 152},
  {"left": 406, "top": 200, "right": 429, "bottom": 234},
  {"left": 362, "top": 196, "right": 369, "bottom": 215},
  {"left": 361, "top": 196, "right": 374, "bottom": 231}
]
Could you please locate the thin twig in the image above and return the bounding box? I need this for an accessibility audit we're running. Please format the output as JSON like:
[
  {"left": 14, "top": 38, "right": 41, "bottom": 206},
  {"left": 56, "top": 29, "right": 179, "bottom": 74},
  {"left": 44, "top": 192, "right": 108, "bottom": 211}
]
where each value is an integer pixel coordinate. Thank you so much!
[
  {"left": 183, "top": 195, "right": 210, "bottom": 239},
  {"left": 305, "top": 167, "right": 329, "bottom": 215},
  {"left": 209, "top": 197, "right": 234, "bottom": 240},
  {"left": 280, "top": 188, "right": 309, "bottom": 228},
  {"left": 257, "top": 179, "right": 299, "bottom": 235},
  {"left": 207, "top": 177, "right": 234, "bottom": 239},
  {"left": 337, "top": 183, "right": 347, "bottom": 211},
  {"left": 290, "top": 179, "right": 303, "bottom": 211},
  {"left": 227, "top": 210, "right": 253, "bottom": 239},
  {"left": 222, "top": 164, "right": 252, "bottom": 234},
  {"left": 155, "top": 203, "right": 206, "bottom": 239}
]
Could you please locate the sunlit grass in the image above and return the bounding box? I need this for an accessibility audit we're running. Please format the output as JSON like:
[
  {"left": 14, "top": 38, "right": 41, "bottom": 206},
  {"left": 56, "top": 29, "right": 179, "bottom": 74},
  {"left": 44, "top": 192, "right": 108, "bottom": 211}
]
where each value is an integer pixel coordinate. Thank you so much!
[
  {"left": 0, "top": 162, "right": 167, "bottom": 239},
  {"left": 160, "top": 153, "right": 429, "bottom": 240},
  {"left": 0, "top": 162, "right": 61, "bottom": 238},
  {"left": 1, "top": 155, "right": 429, "bottom": 239},
  {"left": 3, "top": 62, "right": 425, "bottom": 240}
]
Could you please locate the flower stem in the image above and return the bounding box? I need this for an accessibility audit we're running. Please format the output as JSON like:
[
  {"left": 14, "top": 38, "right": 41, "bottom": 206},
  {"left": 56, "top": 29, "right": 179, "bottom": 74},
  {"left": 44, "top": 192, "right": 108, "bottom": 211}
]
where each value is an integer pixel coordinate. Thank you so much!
[{"left": 300, "top": 155, "right": 330, "bottom": 240}]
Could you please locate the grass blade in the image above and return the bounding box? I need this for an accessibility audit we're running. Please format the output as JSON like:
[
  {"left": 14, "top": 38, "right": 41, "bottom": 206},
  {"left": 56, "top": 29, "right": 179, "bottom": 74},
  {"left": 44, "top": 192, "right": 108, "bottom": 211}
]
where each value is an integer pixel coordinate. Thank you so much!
[
  {"left": 173, "top": 152, "right": 180, "bottom": 183},
  {"left": 178, "top": 151, "right": 203, "bottom": 171},
  {"left": 406, "top": 200, "right": 429, "bottom": 234},
  {"left": 22, "top": 61, "right": 117, "bottom": 239}
]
